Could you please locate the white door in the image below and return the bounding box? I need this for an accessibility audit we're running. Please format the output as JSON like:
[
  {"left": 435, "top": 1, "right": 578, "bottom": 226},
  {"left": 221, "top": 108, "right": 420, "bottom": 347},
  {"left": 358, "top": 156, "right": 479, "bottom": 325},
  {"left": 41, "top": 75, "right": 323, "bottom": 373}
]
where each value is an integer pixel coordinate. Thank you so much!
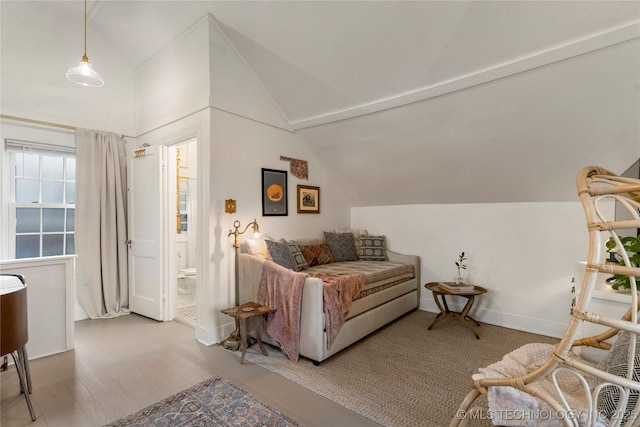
[{"left": 128, "top": 145, "right": 165, "bottom": 321}]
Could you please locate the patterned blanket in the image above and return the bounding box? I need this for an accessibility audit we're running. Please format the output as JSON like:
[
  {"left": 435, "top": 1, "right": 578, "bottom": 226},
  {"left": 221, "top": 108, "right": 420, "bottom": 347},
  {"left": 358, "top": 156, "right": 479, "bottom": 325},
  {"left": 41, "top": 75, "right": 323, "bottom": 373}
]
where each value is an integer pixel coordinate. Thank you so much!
[
  {"left": 257, "top": 261, "right": 365, "bottom": 361},
  {"left": 257, "top": 261, "right": 307, "bottom": 362}
]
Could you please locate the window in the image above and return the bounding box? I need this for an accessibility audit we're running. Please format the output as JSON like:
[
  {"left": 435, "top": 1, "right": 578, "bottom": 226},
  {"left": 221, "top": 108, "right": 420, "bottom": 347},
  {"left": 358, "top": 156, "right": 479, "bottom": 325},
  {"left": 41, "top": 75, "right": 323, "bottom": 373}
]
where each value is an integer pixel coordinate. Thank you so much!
[
  {"left": 7, "top": 140, "right": 75, "bottom": 259},
  {"left": 179, "top": 191, "right": 188, "bottom": 232}
]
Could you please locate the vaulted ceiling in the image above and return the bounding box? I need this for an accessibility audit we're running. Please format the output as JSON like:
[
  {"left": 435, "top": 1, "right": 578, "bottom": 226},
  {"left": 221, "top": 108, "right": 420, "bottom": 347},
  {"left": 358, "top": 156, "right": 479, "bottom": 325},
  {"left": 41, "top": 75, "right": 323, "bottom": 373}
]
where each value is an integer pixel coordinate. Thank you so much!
[{"left": 2, "top": 1, "right": 640, "bottom": 205}]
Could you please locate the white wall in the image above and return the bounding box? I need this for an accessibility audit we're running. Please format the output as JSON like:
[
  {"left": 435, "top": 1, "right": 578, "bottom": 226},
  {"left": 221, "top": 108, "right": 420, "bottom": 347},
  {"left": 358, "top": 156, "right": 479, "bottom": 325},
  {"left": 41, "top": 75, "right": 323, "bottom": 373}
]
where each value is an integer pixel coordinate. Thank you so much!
[
  {"left": 209, "top": 16, "right": 292, "bottom": 132},
  {"left": 135, "top": 16, "right": 212, "bottom": 136},
  {"left": 351, "top": 201, "right": 612, "bottom": 338},
  {"left": 207, "top": 13, "right": 352, "bottom": 239},
  {"left": 208, "top": 109, "right": 353, "bottom": 343},
  {"left": 211, "top": 111, "right": 351, "bottom": 239}
]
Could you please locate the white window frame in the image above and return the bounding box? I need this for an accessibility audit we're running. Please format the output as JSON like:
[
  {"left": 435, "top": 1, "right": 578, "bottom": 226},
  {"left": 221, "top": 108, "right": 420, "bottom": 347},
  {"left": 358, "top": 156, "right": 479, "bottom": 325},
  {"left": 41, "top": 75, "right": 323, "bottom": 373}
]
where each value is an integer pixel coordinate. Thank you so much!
[{"left": 3, "top": 137, "right": 76, "bottom": 260}]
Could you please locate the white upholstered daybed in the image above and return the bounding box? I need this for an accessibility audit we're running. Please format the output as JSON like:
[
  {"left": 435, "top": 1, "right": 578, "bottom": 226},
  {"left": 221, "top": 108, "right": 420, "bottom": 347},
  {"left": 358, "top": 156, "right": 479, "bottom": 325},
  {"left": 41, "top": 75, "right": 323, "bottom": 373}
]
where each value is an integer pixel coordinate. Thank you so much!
[{"left": 238, "top": 233, "right": 420, "bottom": 364}]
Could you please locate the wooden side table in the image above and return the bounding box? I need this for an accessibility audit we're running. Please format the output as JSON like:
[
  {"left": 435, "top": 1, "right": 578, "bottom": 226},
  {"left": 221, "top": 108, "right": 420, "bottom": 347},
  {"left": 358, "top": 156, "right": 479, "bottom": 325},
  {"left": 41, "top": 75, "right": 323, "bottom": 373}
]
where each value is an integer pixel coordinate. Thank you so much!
[
  {"left": 221, "top": 301, "right": 276, "bottom": 364},
  {"left": 425, "top": 282, "right": 488, "bottom": 339}
]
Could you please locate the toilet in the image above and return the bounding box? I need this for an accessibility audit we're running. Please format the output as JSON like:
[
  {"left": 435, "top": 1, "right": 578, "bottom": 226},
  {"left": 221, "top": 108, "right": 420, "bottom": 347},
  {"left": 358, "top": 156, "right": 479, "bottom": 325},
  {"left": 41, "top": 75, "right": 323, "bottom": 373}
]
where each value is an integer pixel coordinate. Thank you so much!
[{"left": 177, "top": 267, "right": 196, "bottom": 296}]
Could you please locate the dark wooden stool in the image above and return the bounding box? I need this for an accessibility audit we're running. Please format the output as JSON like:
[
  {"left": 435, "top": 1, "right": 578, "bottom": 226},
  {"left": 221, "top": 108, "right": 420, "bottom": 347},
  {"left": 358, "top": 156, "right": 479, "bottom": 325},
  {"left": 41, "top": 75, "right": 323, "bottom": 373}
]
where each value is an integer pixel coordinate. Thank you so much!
[{"left": 221, "top": 301, "right": 277, "bottom": 364}]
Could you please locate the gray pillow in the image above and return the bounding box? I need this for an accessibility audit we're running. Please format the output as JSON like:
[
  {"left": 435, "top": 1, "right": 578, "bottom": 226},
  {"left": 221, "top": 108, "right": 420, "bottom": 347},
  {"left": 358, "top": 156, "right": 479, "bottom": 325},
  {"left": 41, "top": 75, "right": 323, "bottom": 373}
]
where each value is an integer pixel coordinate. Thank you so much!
[
  {"left": 283, "top": 239, "right": 308, "bottom": 271},
  {"left": 358, "top": 235, "right": 388, "bottom": 261},
  {"left": 265, "top": 240, "right": 297, "bottom": 271},
  {"left": 324, "top": 231, "right": 358, "bottom": 262},
  {"left": 596, "top": 331, "right": 640, "bottom": 422}
]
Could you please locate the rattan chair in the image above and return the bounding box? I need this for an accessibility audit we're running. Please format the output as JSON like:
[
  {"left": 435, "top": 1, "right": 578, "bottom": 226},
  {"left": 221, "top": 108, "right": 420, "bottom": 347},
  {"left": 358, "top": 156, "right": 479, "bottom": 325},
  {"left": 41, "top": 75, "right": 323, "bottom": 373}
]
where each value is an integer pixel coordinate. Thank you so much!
[{"left": 450, "top": 166, "right": 640, "bottom": 427}]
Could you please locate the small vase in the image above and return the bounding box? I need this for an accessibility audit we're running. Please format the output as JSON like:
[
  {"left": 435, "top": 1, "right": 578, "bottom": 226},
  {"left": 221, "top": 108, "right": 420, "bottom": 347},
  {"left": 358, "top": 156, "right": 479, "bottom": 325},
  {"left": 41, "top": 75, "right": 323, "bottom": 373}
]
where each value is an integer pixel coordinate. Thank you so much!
[{"left": 454, "top": 274, "right": 463, "bottom": 285}]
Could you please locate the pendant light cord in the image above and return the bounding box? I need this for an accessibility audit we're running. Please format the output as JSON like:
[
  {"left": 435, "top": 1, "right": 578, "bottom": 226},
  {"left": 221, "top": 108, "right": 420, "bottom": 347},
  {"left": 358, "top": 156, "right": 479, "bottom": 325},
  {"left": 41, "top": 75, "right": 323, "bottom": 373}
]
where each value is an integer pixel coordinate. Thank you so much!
[{"left": 83, "top": 0, "right": 88, "bottom": 60}]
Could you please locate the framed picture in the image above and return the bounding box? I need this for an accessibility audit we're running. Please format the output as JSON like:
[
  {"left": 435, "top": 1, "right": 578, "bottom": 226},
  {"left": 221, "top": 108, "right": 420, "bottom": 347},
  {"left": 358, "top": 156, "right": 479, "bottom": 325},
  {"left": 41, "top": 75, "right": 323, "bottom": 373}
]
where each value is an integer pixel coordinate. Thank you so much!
[
  {"left": 262, "top": 168, "right": 288, "bottom": 216},
  {"left": 297, "top": 185, "right": 320, "bottom": 214}
]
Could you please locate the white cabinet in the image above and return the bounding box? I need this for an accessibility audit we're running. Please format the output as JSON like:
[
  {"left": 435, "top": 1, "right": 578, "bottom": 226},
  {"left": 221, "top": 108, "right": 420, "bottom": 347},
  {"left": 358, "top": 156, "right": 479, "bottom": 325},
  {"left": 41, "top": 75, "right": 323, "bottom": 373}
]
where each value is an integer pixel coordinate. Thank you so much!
[{"left": 0, "top": 256, "right": 75, "bottom": 359}]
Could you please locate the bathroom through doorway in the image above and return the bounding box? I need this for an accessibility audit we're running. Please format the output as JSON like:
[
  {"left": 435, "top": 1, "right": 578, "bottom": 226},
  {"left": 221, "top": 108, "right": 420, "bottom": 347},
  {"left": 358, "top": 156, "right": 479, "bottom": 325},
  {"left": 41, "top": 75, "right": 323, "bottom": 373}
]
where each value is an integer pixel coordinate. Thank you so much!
[{"left": 171, "top": 139, "right": 197, "bottom": 327}]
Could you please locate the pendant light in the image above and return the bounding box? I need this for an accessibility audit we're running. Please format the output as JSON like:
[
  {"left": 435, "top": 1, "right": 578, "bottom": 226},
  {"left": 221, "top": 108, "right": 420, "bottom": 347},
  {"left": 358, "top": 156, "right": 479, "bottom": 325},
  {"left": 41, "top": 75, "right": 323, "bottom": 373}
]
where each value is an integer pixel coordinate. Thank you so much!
[{"left": 66, "top": 0, "right": 104, "bottom": 87}]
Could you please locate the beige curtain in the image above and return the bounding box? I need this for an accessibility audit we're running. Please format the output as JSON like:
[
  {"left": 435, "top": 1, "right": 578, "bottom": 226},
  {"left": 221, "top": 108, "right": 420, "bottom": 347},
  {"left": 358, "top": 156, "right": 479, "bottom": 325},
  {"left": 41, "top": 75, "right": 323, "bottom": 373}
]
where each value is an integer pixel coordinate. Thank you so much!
[{"left": 75, "top": 128, "right": 129, "bottom": 319}]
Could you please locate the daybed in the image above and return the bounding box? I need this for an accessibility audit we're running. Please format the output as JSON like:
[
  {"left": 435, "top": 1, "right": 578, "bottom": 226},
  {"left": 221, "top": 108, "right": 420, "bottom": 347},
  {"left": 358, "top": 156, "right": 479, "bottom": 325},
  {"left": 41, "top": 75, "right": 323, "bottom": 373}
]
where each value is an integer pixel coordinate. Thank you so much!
[{"left": 238, "top": 232, "right": 420, "bottom": 364}]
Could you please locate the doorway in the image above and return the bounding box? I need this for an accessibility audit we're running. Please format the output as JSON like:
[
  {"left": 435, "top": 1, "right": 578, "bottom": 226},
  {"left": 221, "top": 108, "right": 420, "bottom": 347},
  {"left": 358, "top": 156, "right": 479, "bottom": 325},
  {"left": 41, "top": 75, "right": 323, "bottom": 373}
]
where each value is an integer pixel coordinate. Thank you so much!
[
  {"left": 127, "top": 137, "right": 200, "bottom": 325},
  {"left": 169, "top": 139, "right": 198, "bottom": 327}
]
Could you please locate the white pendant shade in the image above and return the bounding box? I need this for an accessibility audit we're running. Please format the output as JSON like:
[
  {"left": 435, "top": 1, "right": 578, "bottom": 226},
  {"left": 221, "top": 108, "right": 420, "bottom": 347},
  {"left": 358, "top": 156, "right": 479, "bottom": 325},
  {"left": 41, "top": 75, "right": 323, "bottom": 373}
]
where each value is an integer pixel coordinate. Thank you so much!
[{"left": 66, "top": 57, "right": 104, "bottom": 87}]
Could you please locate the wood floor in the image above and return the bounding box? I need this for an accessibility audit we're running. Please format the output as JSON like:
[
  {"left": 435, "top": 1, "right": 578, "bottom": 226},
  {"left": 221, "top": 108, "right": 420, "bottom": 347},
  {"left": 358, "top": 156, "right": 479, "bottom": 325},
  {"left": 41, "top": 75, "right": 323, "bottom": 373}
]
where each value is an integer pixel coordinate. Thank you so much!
[{"left": 1, "top": 314, "right": 380, "bottom": 427}]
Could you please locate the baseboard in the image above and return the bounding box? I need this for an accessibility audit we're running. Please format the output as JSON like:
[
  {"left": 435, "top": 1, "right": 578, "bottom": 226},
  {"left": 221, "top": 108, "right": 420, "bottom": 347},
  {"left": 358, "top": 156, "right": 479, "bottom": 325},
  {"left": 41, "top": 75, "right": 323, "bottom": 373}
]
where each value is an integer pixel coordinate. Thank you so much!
[
  {"left": 420, "top": 300, "right": 566, "bottom": 339},
  {"left": 195, "top": 323, "right": 227, "bottom": 346}
]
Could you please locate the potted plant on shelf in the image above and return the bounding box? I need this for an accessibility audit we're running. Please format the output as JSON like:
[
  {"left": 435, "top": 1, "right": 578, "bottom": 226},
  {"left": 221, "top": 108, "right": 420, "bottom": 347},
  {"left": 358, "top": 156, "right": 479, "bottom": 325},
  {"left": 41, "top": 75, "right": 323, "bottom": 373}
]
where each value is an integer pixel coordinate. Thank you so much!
[
  {"left": 605, "top": 235, "right": 640, "bottom": 291},
  {"left": 454, "top": 252, "right": 467, "bottom": 284}
]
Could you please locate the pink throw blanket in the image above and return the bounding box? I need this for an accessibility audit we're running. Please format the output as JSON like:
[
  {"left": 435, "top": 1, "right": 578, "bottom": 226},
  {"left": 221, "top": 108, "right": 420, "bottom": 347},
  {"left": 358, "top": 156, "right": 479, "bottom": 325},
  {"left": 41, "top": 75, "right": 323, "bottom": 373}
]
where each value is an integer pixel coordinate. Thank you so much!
[
  {"left": 257, "top": 260, "right": 307, "bottom": 362},
  {"left": 309, "top": 272, "right": 366, "bottom": 350}
]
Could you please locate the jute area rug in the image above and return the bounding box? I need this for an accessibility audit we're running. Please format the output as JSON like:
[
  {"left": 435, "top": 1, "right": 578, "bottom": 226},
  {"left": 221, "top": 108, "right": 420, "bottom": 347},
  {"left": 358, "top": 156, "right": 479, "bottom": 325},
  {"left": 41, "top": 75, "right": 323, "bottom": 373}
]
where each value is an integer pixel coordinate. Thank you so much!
[
  {"left": 241, "top": 310, "right": 559, "bottom": 427},
  {"left": 104, "top": 376, "right": 300, "bottom": 427}
]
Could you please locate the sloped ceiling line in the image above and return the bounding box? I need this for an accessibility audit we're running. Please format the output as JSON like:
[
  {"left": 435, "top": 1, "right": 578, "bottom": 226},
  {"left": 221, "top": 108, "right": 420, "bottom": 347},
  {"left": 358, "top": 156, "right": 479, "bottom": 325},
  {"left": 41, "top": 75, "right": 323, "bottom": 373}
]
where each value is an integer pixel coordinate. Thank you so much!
[
  {"left": 209, "top": 14, "right": 295, "bottom": 133},
  {"left": 289, "top": 21, "right": 640, "bottom": 131},
  {"left": 136, "top": 14, "right": 211, "bottom": 70}
]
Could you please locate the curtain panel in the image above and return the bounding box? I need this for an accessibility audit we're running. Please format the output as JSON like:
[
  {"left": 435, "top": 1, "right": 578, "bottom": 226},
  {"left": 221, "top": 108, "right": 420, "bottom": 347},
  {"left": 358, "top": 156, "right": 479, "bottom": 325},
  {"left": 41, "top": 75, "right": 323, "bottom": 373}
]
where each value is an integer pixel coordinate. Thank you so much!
[{"left": 75, "top": 128, "right": 129, "bottom": 318}]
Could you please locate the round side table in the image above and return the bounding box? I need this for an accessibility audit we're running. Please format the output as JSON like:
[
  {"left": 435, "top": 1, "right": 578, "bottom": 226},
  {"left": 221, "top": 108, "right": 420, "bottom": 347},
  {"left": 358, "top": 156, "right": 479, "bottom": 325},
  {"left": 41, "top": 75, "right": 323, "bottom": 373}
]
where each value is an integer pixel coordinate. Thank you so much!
[{"left": 425, "top": 282, "right": 487, "bottom": 339}]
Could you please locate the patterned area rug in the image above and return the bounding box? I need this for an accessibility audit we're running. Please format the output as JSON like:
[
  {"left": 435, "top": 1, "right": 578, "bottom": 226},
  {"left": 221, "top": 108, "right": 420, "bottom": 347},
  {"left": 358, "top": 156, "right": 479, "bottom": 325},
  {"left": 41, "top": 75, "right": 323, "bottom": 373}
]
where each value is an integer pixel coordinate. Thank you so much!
[{"left": 104, "top": 376, "right": 300, "bottom": 427}]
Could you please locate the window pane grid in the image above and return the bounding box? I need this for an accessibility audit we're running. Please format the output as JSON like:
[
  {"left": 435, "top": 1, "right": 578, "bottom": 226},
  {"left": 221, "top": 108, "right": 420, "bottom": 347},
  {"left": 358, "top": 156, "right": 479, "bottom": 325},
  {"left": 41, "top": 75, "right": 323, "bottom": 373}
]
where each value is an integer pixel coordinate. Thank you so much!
[
  {"left": 13, "top": 205, "right": 75, "bottom": 258},
  {"left": 10, "top": 147, "right": 76, "bottom": 259},
  {"left": 13, "top": 152, "right": 75, "bottom": 205}
]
